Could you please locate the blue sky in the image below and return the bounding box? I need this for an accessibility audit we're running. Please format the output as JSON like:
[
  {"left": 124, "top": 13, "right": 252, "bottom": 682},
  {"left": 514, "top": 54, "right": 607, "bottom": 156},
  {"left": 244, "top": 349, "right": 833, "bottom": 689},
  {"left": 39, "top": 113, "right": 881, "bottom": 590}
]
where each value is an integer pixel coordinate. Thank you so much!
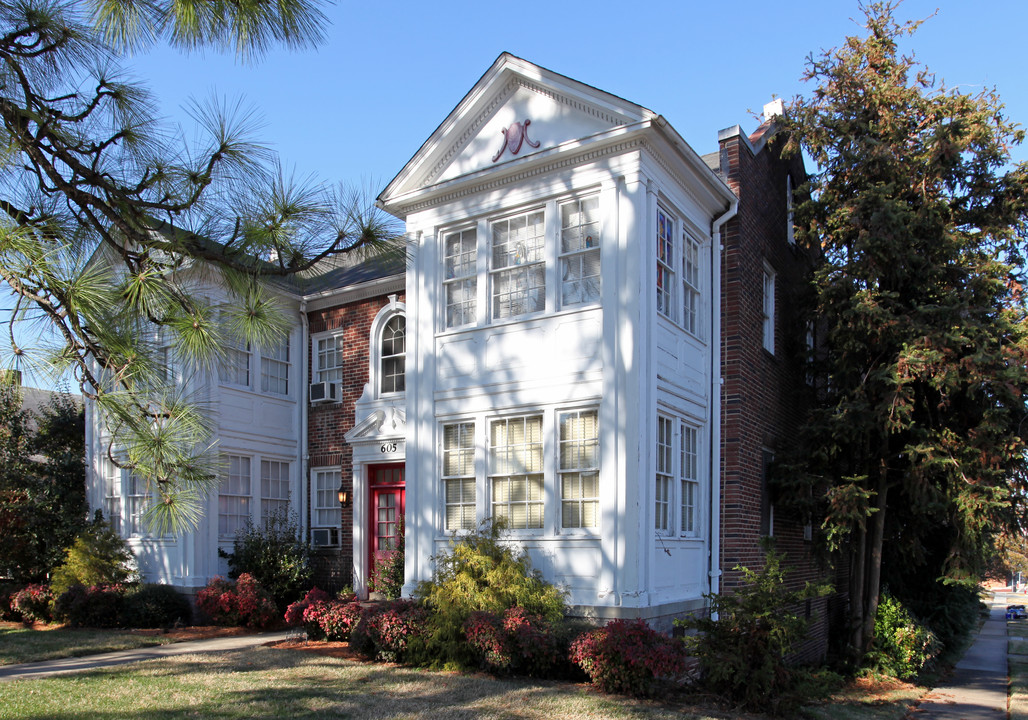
[{"left": 126, "top": 0, "right": 1028, "bottom": 194}]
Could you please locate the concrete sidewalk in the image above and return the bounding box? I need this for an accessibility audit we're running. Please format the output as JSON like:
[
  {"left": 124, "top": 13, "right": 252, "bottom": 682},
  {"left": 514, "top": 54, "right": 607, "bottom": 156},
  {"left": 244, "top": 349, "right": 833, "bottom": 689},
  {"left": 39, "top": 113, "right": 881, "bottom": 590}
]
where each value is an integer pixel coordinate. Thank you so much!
[
  {"left": 0, "top": 629, "right": 291, "bottom": 682},
  {"left": 912, "top": 591, "right": 1009, "bottom": 719}
]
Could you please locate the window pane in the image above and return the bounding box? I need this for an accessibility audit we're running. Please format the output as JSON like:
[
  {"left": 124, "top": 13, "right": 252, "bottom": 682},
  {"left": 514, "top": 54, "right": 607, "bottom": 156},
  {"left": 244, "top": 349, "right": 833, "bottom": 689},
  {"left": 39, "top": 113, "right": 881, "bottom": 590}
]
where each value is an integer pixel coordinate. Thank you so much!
[
  {"left": 491, "top": 211, "right": 545, "bottom": 320},
  {"left": 443, "top": 422, "right": 476, "bottom": 531},
  {"left": 317, "top": 335, "right": 345, "bottom": 383}
]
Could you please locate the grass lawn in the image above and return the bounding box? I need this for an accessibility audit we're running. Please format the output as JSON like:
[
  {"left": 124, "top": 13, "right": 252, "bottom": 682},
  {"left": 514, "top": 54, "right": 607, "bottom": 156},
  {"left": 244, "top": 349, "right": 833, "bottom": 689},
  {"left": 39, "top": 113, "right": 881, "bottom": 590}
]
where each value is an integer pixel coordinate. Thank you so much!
[
  {"left": 0, "top": 624, "right": 178, "bottom": 666},
  {"left": 0, "top": 642, "right": 927, "bottom": 720}
]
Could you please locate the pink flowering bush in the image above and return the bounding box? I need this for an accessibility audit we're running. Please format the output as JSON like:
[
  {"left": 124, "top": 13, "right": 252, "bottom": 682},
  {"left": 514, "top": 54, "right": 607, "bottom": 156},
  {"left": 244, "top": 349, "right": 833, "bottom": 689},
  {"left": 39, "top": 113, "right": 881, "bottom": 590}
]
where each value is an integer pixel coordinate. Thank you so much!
[
  {"left": 196, "top": 573, "right": 277, "bottom": 629},
  {"left": 302, "top": 599, "right": 364, "bottom": 641},
  {"left": 10, "top": 584, "right": 54, "bottom": 623},
  {"left": 464, "top": 607, "right": 564, "bottom": 676},
  {"left": 569, "top": 619, "right": 687, "bottom": 696},
  {"left": 284, "top": 587, "right": 331, "bottom": 628},
  {"left": 349, "top": 600, "right": 428, "bottom": 663}
]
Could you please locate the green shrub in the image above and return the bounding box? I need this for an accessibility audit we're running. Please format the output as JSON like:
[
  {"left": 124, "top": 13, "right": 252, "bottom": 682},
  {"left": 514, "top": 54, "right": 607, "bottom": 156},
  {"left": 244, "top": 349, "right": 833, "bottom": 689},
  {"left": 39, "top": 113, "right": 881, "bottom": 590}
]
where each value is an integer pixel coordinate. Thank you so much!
[
  {"left": 369, "top": 518, "right": 405, "bottom": 600},
  {"left": 220, "top": 512, "right": 312, "bottom": 611},
  {"left": 122, "top": 584, "right": 192, "bottom": 628},
  {"left": 570, "top": 619, "right": 687, "bottom": 696},
  {"left": 677, "top": 544, "right": 832, "bottom": 715},
  {"left": 412, "top": 521, "right": 567, "bottom": 669},
  {"left": 51, "top": 516, "right": 136, "bottom": 595},
  {"left": 54, "top": 583, "right": 128, "bottom": 627},
  {"left": 866, "top": 592, "right": 940, "bottom": 680}
]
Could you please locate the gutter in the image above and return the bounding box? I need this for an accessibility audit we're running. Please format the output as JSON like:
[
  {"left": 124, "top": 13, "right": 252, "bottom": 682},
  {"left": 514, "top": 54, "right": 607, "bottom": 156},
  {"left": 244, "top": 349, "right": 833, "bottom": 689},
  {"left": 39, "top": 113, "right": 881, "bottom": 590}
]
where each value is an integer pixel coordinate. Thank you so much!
[
  {"left": 708, "top": 196, "right": 738, "bottom": 616},
  {"left": 299, "top": 299, "right": 309, "bottom": 543}
]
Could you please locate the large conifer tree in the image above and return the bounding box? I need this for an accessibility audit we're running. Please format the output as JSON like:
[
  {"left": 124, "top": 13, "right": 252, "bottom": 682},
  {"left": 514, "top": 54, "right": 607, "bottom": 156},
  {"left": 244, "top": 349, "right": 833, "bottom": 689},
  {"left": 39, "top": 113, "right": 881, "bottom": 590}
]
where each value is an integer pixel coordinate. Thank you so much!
[{"left": 783, "top": 2, "right": 1028, "bottom": 659}]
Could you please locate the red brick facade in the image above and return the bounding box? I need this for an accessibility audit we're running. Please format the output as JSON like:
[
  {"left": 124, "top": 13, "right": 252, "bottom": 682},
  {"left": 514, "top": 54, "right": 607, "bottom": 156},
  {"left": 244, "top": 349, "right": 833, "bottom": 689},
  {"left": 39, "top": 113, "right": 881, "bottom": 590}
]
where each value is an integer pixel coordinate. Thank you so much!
[
  {"left": 717, "top": 123, "right": 833, "bottom": 660},
  {"left": 305, "top": 291, "right": 405, "bottom": 591}
]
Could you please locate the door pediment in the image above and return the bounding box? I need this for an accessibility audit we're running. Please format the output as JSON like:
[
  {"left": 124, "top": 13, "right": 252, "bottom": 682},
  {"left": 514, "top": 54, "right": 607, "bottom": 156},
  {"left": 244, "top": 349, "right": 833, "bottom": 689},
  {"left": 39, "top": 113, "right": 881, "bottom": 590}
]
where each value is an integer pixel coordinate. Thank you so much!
[{"left": 345, "top": 406, "right": 406, "bottom": 445}]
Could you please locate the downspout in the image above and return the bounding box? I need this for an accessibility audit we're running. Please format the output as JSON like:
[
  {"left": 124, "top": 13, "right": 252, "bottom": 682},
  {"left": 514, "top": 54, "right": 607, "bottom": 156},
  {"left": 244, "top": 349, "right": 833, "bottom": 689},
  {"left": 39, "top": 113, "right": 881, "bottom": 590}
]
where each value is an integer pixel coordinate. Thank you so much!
[
  {"left": 708, "top": 196, "right": 738, "bottom": 614},
  {"left": 299, "top": 299, "right": 309, "bottom": 543}
]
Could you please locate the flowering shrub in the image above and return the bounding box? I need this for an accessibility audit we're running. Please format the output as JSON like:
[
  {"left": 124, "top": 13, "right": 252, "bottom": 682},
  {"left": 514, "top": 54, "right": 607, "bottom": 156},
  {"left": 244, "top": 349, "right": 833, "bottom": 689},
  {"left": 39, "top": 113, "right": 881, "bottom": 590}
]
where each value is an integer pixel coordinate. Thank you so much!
[
  {"left": 10, "top": 584, "right": 54, "bottom": 623},
  {"left": 464, "top": 607, "right": 564, "bottom": 676},
  {"left": 369, "top": 519, "right": 405, "bottom": 600},
  {"left": 569, "top": 619, "right": 687, "bottom": 696},
  {"left": 284, "top": 587, "right": 331, "bottom": 628},
  {"left": 54, "top": 583, "right": 127, "bottom": 627},
  {"left": 302, "top": 599, "right": 364, "bottom": 641},
  {"left": 195, "top": 573, "right": 278, "bottom": 629},
  {"left": 349, "top": 600, "right": 428, "bottom": 663}
]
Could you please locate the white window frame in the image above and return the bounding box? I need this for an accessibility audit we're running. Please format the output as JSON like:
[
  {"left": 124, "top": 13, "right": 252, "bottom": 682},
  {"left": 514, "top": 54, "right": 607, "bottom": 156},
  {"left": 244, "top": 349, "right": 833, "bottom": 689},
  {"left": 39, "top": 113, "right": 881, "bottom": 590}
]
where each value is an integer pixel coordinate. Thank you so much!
[
  {"left": 380, "top": 314, "right": 406, "bottom": 395},
  {"left": 490, "top": 209, "right": 546, "bottom": 321},
  {"left": 682, "top": 231, "right": 701, "bottom": 337},
  {"left": 656, "top": 207, "right": 676, "bottom": 320},
  {"left": 443, "top": 228, "right": 478, "bottom": 329},
  {"left": 680, "top": 423, "right": 699, "bottom": 537},
  {"left": 219, "top": 454, "right": 251, "bottom": 539},
  {"left": 126, "top": 472, "right": 147, "bottom": 536},
  {"left": 260, "top": 337, "right": 290, "bottom": 395},
  {"left": 368, "top": 300, "right": 407, "bottom": 399},
  {"left": 558, "top": 408, "right": 600, "bottom": 531},
  {"left": 559, "top": 195, "right": 601, "bottom": 308},
  {"left": 489, "top": 414, "right": 545, "bottom": 531},
  {"left": 763, "top": 264, "right": 776, "bottom": 354},
  {"left": 260, "top": 459, "right": 290, "bottom": 525},
  {"left": 101, "top": 456, "right": 122, "bottom": 533},
  {"left": 311, "top": 467, "right": 341, "bottom": 545},
  {"left": 655, "top": 415, "right": 674, "bottom": 535},
  {"left": 314, "top": 333, "right": 345, "bottom": 384},
  {"left": 442, "top": 421, "right": 476, "bottom": 531},
  {"left": 219, "top": 314, "right": 251, "bottom": 388}
]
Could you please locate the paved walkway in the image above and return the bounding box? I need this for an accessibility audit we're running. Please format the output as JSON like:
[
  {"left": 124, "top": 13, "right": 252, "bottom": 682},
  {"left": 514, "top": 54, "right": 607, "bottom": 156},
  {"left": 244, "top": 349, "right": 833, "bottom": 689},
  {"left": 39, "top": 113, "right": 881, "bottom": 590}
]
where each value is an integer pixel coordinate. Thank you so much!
[
  {"left": 0, "top": 629, "right": 291, "bottom": 682},
  {"left": 912, "top": 591, "right": 1009, "bottom": 719}
]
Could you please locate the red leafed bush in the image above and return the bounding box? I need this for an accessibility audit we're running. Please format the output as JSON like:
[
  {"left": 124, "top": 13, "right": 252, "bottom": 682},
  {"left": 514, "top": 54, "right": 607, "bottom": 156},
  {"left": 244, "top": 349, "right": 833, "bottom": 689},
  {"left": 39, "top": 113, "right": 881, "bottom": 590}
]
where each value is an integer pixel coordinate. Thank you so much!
[
  {"left": 54, "top": 583, "right": 127, "bottom": 627},
  {"left": 569, "top": 619, "right": 687, "bottom": 696},
  {"left": 349, "top": 600, "right": 428, "bottom": 663},
  {"left": 284, "top": 587, "right": 331, "bottom": 627},
  {"left": 10, "top": 584, "right": 54, "bottom": 623},
  {"left": 196, "top": 573, "right": 277, "bottom": 628},
  {"left": 464, "top": 607, "right": 564, "bottom": 676},
  {"left": 301, "top": 599, "right": 364, "bottom": 641}
]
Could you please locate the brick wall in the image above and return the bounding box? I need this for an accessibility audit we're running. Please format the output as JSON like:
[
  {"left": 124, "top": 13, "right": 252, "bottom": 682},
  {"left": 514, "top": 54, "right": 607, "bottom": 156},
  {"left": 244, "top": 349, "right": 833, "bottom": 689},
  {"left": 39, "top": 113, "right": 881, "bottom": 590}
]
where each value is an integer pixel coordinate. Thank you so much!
[
  {"left": 305, "top": 292, "right": 405, "bottom": 591},
  {"left": 717, "top": 124, "right": 833, "bottom": 661}
]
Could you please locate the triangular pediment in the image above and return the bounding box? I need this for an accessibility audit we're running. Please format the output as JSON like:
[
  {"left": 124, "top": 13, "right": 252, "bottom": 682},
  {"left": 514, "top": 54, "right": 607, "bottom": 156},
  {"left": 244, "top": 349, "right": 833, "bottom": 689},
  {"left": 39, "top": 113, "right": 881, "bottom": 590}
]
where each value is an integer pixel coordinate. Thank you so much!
[
  {"left": 379, "top": 53, "right": 655, "bottom": 207},
  {"left": 344, "top": 406, "right": 406, "bottom": 444}
]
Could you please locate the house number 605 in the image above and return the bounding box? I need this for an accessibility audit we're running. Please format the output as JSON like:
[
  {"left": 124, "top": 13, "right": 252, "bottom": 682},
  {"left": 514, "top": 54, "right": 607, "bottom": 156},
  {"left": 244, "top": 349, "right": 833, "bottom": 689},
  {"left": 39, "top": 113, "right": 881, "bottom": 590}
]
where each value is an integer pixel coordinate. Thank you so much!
[{"left": 380, "top": 442, "right": 397, "bottom": 454}]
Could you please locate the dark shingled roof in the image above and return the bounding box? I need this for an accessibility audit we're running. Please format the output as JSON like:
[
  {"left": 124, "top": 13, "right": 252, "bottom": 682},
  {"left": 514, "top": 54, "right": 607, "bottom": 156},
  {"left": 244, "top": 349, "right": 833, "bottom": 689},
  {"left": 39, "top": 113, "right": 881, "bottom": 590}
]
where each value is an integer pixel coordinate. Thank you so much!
[{"left": 294, "top": 243, "right": 406, "bottom": 296}]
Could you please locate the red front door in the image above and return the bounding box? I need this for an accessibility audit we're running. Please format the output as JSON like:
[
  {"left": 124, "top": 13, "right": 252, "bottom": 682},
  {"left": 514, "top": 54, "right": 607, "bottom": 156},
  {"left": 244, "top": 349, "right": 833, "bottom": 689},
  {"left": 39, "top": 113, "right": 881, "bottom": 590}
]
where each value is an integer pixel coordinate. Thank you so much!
[{"left": 369, "top": 464, "right": 405, "bottom": 583}]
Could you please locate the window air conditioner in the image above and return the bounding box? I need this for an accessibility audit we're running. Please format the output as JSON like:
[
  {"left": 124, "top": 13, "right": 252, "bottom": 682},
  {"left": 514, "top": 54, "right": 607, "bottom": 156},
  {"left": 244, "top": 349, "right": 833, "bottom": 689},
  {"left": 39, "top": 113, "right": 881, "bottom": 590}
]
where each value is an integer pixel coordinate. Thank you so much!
[
  {"left": 309, "top": 381, "right": 340, "bottom": 405},
  {"left": 312, "top": 528, "right": 338, "bottom": 547}
]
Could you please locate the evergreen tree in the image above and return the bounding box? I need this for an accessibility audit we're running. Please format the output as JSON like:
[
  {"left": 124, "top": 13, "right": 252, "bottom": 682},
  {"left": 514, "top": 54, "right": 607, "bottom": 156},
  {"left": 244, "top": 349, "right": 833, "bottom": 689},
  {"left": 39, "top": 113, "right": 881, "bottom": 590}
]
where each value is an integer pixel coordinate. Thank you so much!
[
  {"left": 781, "top": 2, "right": 1028, "bottom": 661},
  {"left": 0, "top": 0, "right": 398, "bottom": 532}
]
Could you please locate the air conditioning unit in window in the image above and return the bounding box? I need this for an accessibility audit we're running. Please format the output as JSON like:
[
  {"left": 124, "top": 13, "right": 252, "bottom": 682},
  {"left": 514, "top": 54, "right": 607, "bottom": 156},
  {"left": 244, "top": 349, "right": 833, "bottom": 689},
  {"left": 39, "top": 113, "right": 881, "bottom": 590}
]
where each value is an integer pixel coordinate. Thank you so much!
[
  {"left": 309, "top": 381, "right": 340, "bottom": 405},
  {"left": 312, "top": 528, "right": 338, "bottom": 547}
]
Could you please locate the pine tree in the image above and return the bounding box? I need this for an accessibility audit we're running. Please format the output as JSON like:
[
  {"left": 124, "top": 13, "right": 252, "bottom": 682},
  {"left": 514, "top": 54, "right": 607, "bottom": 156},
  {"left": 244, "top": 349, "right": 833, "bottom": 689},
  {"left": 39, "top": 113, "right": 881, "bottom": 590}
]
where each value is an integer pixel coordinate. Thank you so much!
[
  {"left": 782, "top": 2, "right": 1028, "bottom": 660},
  {"left": 0, "top": 0, "right": 398, "bottom": 532}
]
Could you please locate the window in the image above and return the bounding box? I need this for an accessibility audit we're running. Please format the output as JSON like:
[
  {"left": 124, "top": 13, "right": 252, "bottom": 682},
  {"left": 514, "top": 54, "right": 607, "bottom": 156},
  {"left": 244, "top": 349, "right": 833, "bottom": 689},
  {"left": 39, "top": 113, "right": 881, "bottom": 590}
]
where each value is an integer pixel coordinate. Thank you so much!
[
  {"left": 312, "top": 469, "right": 341, "bottom": 543},
  {"left": 656, "top": 208, "right": 675, "bottom": 319},
  {"left": 491, "top": 210, "right": 545, "bottom": 320},
  {"left": 126, "top": 473, "right": 147, "bottom": 535},
  {"left": 219, "top": 314, "right": 250, "bottom": 387},
  {"left": 380, "top": 315, "right": 405, "bottom": 394},
  {"left": 102, "top": 457, "right": 122, "bottom": 532},
  {"left": 489, "top": 415, "right": 544, "bottom": 529},
  {"left": 442, "top": 422, "right": 476, "bottom": 531},
  {"left": 762, "top": 266, "right": 775, "bottom": 353},
  {"left": 443, "top": 228, "right": 477, "bottom": 328},
  {"left": 655, "top": 416, "right": 673, "bottom": 534},
  {"left": 316, "top": 335, "right": 345, "bottom": 383},
  {"left": 560, "top": 196, "right": 601, "bottom": 307},
  {"left": 219, "top": 455, "right": 251, "bottom": 538},
  {"left": 559, "top": 409, "right": 599, "bottom": 529},
  {"left": 682, "top": 233, "right": 700, "bottom": 336},
  {"left": 680, "top": 424, "right": 699, "bottom": 536},
  {"left": 261, "top": 338, "right": 289, "bottom": 395},
  {"left": 260, "top": 460, "right": 290, "bottom": 525}
]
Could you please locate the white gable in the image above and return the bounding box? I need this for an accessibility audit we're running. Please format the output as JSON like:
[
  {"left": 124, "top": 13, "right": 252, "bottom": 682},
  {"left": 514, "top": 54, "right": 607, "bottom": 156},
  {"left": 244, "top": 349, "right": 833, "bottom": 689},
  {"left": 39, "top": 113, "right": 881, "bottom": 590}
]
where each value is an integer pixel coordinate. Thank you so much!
[{"left": 380, "top": 53, "right": 655, "bottom": 204}]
